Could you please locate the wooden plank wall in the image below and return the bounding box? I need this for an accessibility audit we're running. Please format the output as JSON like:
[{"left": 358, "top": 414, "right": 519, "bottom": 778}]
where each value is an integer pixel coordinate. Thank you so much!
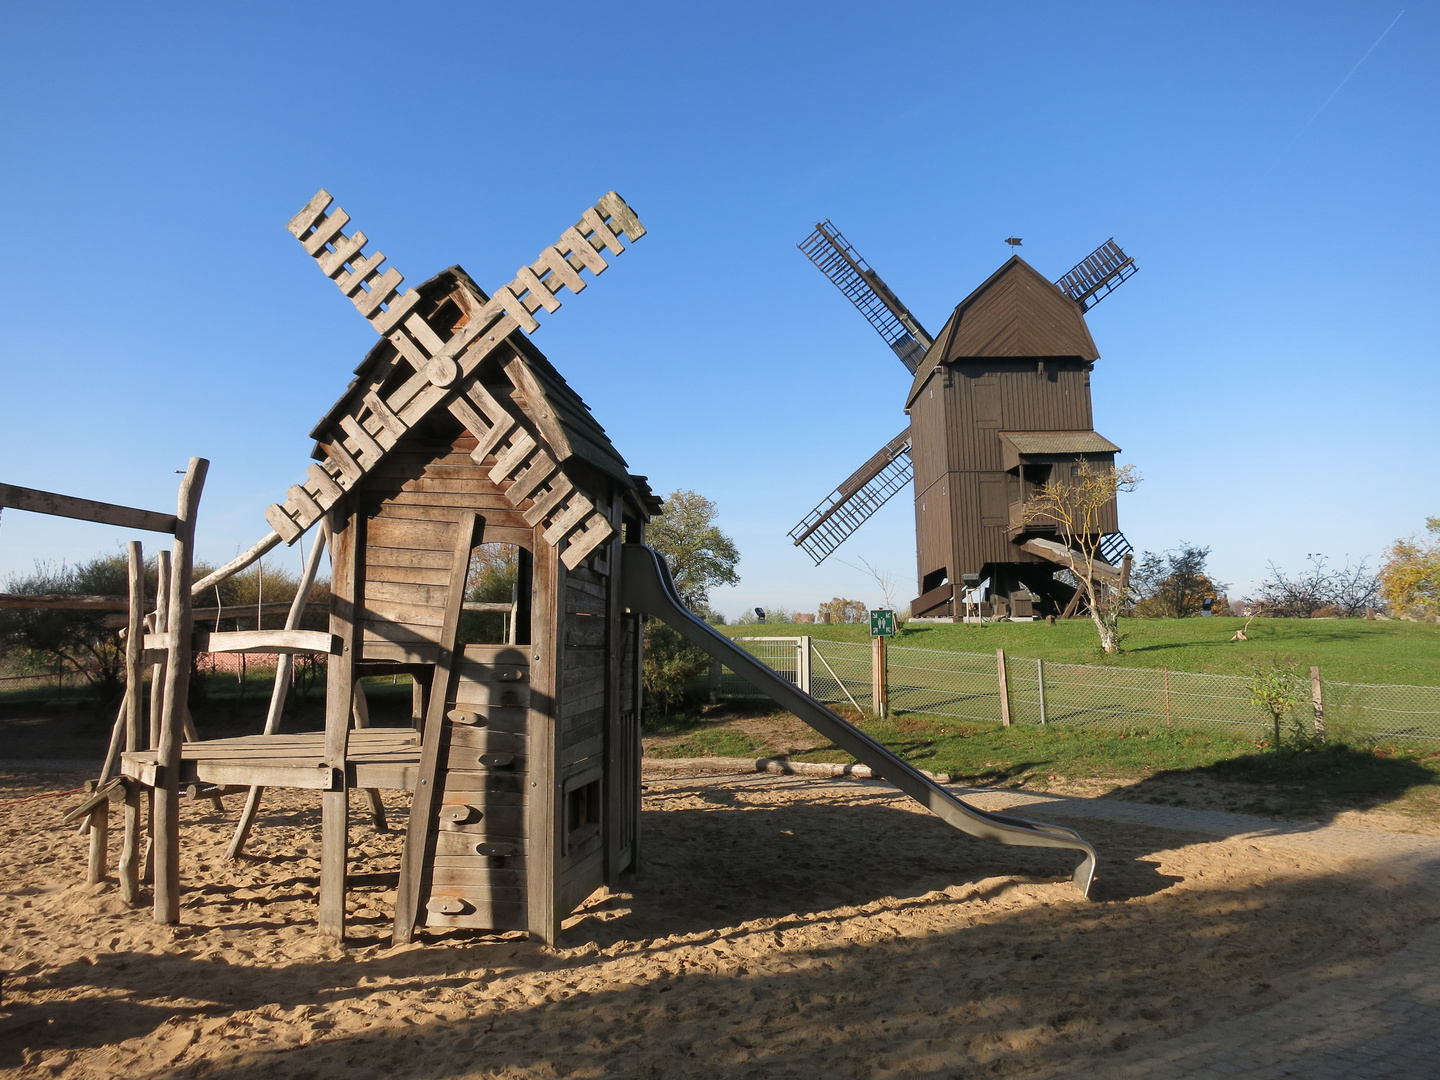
[
  {"left": 912, "top": 358, "right": 1115, "bottom": 587},
  {"left": 360, "top": 416, "right": 531, "bottom": 664},
  {"left": 555, "top": 558, "right": 610, "bottom": 916},
  {"left": 419, "top": 644, "right": 532, "bottom": 932}
]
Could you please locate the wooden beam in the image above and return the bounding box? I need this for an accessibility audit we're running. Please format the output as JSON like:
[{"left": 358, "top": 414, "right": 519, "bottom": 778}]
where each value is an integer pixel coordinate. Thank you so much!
[
  {"left": 526, "top": 535, "right": 561, "bottom": 945},
  {"left": 142, "top": 629, "right": 338, "bottom": 654},
  {"left": 393, "top": 511, "right": 480, "bottom": 944},
  {"left": 226, "top": 522, "right": 330, "bottom": 862},
  {"left": 319, "top": 509, "right": 360, "bottom": 940},
  {"left": 120, "top": 542, "right": 145, "bottom": 905},
  {"left": 154, "top": 457, "right": 207, "bottom": 926},
  {"left": 191, "top": 531, "right": 283, "bottom": 596},
  {"left": 0, "top": 482, "right": 177, "bottom": 534},
  {"left": 0, "top": 593, "right": 131, "bottom": 610},
  {"left": 1020, "top": 538, "right": 1122, "bottom": 582},
  {"left": 61, "top": 776, "right": 125, "bottom": 824}
]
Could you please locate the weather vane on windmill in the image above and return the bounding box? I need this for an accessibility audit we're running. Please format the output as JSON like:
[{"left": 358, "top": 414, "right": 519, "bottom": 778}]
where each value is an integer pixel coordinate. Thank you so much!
[{"left": 1005, "top": 236, "right": 1023, "bottom": 252}]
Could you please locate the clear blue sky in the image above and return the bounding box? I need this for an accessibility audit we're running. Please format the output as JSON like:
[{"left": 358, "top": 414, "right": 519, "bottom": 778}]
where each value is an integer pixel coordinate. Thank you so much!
[{"left": 0, "top": 2, "right": 1434, "bottom": 619}]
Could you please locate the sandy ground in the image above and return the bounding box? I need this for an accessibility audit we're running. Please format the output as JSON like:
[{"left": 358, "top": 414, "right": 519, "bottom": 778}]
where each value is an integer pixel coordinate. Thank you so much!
[{"left": 2, "top": 768, "right": 1439, "bottom": 1080}]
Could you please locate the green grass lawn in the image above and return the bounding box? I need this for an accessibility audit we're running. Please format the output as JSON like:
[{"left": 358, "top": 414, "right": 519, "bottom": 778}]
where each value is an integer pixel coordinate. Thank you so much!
[
  {"left": 643, "top": 704, "right": 1440, "bottom": 822},
  {"left": 720, "top": 616, "right": 1440, "bottom": 686}
]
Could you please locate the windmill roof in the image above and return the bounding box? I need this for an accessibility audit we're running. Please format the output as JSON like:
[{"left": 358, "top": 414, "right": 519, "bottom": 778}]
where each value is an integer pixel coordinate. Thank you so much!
[
  {"left": 906, "top": 256, "right": 1098, "bottom": 407},
  {"left": 1000, "top": 431, "right": 1120, "bottom": 456},
  {"left": 310, "top": 266, "right": 634, "bottom": 489}
]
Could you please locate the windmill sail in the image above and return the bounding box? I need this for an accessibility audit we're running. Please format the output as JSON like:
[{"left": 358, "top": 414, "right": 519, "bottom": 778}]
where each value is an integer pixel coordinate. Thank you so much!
[
  {"left": 1055, "top": 239, "right": 1137, "bottom": 311},
  {"left": 789, "top": 428, "right": 914, "bottom": 564},
  {"left": 798, "top": 221, "right": 933, "bottom": 372}
]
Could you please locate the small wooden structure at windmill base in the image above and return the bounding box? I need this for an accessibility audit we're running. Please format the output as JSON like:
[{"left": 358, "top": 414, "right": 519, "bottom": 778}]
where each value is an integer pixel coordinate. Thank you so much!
[{"left": 2, "top": 192, "right": 1105, "bottom": 948}]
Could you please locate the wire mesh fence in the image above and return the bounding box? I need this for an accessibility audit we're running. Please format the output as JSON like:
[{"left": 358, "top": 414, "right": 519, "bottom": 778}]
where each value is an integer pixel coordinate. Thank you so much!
[
  {"left": 806, "top": 640, "right": 870, "bottom": 713},
  {"left": 884, "top": 645, "right": 1006, "bottom": 724},
  {"left": 717, "top": 638, "right": 803, "bottom": 700},
  {"left": 716, "top": 635, "right": 1440, "bottom": 745}
]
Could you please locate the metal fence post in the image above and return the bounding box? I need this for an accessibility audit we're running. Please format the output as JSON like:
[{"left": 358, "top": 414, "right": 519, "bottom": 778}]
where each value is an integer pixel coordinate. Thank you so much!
[
  {"left": 708, "top": 658, "right": 721, "bottom": 704},
  {"left": 871, "top": 635, "right": 887, "bottom": 718},
  {"left": 996, "top": 648, "right": 1011, "bottom": 728},
  {"left": 798, "top": 636, "right": 812, "bottom": 696},
  {"left": 1037, "top": 658, "right": 1048, "bottom": 725},
  {"left": 1311, "top": 665, "right": 1326, "bottom": 741}
]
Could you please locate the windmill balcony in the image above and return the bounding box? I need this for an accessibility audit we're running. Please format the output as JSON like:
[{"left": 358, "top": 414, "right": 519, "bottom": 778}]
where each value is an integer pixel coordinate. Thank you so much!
[{"left": 1006, "top": 498, "right": 1061, "bottom": 540}]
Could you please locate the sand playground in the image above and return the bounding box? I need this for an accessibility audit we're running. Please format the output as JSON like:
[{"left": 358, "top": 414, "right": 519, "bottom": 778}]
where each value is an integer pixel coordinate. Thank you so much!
[{"left": 3, "top": 758, "right": 1440, "bottom": 1080}]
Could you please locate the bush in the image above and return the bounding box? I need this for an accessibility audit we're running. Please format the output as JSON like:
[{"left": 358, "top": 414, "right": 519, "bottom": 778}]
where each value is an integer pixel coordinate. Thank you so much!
[{"left": 641, "top": 619, "right": 710, "bottom": 716}]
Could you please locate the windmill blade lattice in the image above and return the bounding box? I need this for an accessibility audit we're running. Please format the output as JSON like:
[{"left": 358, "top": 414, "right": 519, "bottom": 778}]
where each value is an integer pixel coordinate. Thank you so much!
[
  {"left": 1055, "top": 239, "right": 1137, "bottom": 311},
  {"left": 789, "top": 428, "right": 914, "bottom": 564},
  {"left": 798, "top": 221, "right": 933, "bottom": 373}
]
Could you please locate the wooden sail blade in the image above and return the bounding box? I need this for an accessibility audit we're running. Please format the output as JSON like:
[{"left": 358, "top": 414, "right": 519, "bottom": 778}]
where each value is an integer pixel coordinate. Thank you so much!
[
  {"left": 265, "top": 192, "right": 645, "bottom": 545},
  {"left": 788, "top": 428, "right": 913, "bottom": 564},
  {"left": 797, "top": 220, "right": 932, "bottom": 373},
  {"left": 1054, "top": 238, "right": 1137, "bottom": 311}
]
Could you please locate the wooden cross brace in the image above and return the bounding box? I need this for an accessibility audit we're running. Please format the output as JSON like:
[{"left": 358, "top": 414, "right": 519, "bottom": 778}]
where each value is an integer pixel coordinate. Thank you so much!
[{"left": 266, "top": 191, "right": 645, "bottom": 571}]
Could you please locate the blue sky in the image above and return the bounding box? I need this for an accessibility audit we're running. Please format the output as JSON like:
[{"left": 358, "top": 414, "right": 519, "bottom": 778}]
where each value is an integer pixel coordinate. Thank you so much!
[{"left": 0, "top": 2, "right": 1434, "bottom": 618}]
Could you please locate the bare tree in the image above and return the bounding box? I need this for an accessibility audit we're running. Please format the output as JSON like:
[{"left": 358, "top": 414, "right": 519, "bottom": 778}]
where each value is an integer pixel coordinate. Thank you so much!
[
  {"left": 1023, "top": 461, "right": 1139, "bottom": 653},
  {"left": 1250, "top": 555, "right": 1379, "bottom": 618},
  {"left": 836, "top": 556, "right": 908, "bottom": 620}
]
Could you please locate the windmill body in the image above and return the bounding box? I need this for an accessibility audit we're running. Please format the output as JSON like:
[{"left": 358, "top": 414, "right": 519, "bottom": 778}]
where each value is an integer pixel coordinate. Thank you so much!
[
  {"left": 906, "top": 255, "right": 1122, "bottom": 618},
  {"left": 792, "top": 225, "right": 1135, "bottom": 619}
]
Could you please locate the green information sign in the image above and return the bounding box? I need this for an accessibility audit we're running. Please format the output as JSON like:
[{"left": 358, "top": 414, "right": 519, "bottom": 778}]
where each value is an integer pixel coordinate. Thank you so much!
[{"left": 870, "top": 609, "right": 896, "bottom": 637}]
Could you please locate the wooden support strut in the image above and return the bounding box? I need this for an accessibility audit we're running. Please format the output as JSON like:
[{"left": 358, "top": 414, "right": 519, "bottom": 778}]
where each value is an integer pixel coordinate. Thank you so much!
[
  {"left": 393, "top": 510, "right": 481, "bottom": 944},
  {"left": 227, "top": 522, "right": 330, "bottom": 861},
  {"left": 319, "top": 508, "right": 361, "bottom": 940},
  {"left": 120, "top": 541, "right": 145, "bottom": 904}
]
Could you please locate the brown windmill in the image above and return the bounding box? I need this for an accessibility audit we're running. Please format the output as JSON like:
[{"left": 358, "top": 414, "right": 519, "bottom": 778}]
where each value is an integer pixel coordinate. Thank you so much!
[{"left": 789, "top": 223, "right": 1138, "bottom": 618}]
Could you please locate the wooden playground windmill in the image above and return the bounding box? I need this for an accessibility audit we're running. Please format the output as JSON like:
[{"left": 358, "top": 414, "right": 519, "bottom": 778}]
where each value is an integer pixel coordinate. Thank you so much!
[
  {"left": 789, "top": 222, "right": 1139, "bottom": 618},
  {"left": 7, "top": 190, "right": 1113, "bottom": 951}
]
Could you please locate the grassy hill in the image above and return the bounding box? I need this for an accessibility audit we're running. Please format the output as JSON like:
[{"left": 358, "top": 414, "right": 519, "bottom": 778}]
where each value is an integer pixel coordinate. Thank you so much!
[{"left": 719, "top": 616, "right": 1440, "bottom": 686}]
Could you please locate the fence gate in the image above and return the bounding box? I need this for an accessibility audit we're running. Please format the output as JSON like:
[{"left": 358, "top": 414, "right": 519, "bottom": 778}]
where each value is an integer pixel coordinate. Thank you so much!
[{"left": 712, "top": 637, "right": 811, "bottom": 700}]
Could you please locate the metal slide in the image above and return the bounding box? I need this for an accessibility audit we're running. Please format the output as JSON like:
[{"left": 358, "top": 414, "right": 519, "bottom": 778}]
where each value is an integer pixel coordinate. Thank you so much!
[{"left": 621, "top": 545, "right": 1097, "bottom": 896}]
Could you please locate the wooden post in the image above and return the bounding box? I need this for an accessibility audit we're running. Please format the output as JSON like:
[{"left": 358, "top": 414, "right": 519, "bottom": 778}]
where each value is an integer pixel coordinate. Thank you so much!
[
  {"left": 143, "top": 549, "right": 169, "bottom": 886},
  {"left": 227, "top": 523, "right": 329, "bottom": 860},
  {"left": 996, "top": 648, "right": 1011, "bottom": 728},
  {"left": 604, "top": 503, "right": 624, "bottom": 889},
  {"left": 154, "top": 458, "right": 207, "bottom": 926},
  {"left": 798, "top": 636, "right": 813, "bottom": 696},
  {"left": 119, "top": 541, "right": 145, "bottom": 904},
  {"left": 149, "top": 551, "right": 170, "bottom": 748},
  {"left": 87, "top": 805, "right": 109, "bottom": 884},
  {"left": 1310, "top": 665, "right": 1326, "bottom": 741},
  {"left": 707, "top": 658, "right": 721, "bottom": 704},
  {"left": 525, "top": 534, "right": 561, "bottom": 946},
  {"left": 350, "top": 684, "right": 387, "bottom": 831},
  {"left": 392, "top": 511, "right": 479, "bottom": 944},
  {"left": 320, "top": 509, "right": 362, "bottom": 940},
  {"left": 871, "top": 635, "right": 887, "bottom": 719},
  {"left": 1036, "top": 658, "right": 1048, "bottom": 725}
]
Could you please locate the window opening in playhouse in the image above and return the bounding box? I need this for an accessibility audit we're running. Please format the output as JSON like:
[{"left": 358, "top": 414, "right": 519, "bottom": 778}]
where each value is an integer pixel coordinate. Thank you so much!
[{"left": 457, "top": 542, "right": 530, "bottom": 646}]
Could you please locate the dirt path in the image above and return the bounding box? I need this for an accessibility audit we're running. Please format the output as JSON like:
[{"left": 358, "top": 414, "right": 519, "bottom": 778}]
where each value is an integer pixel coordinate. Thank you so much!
[{"left": 2, "top": 768, "right": 1438, "bottom": 1079}]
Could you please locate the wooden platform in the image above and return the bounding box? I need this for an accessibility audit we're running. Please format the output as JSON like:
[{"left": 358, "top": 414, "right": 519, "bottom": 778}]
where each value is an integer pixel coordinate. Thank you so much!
[{"left": 121, "top": 728, "right": 421, "bottom": 792}]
